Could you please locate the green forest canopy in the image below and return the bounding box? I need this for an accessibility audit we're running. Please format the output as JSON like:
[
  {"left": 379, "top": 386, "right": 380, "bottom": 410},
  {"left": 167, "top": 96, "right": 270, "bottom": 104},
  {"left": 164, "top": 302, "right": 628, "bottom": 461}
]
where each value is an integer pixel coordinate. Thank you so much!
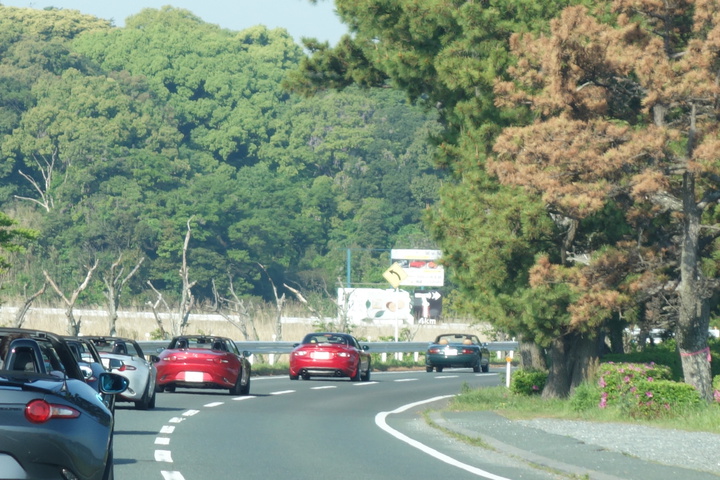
[{"left": 0, "top": 5, "right": 442, "bottom": 306}]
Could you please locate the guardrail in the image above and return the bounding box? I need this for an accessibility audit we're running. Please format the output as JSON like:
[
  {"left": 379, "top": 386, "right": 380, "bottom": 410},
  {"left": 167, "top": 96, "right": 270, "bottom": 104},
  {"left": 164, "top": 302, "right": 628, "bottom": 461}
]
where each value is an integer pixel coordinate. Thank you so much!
[{"left": 139, "top": 340, "right": 519, "bottom": 362}]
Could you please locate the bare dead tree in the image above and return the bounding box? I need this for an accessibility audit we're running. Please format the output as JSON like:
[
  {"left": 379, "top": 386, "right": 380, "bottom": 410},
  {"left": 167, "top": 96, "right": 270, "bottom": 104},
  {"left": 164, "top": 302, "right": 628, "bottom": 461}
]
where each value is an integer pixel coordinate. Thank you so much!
[
  {"left": 145, "top": 217, "right": 197, "bottom": 338},
  {"left": 14, "top": 151, "right": 58, "bottom": 212},
  {"left": 258, "top": 263, "right": 284, "bottom": 341},
  {"left": 102, "top": 254, "right": 144, "bottom": 336},
  {"left": 43, "top": 260, "right": 99, "bottom": 335},
  {"left": 211, "top": 277, "right": 265, "bottom": 363},
  {"left": 146, "top": 281, "right": 169, "bottom": 340},
  {"left": 14, "top": 282, "right": 47, "bottom": 328},
  {"left": 284, "top": 283, "right": 325, "bottom": 323},
  {"left": 177, "top": 217, "right": 197, "bottom": 335}
]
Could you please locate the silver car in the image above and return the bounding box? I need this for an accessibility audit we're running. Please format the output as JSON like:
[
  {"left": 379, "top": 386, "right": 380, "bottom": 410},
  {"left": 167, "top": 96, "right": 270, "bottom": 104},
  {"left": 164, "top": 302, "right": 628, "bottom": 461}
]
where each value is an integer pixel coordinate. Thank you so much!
[
  {"left": 0, "top": 328, "right": 128, "bottom": 480},
  {"left": 86, "top": 336, "right": 158, "bottom": 410}
]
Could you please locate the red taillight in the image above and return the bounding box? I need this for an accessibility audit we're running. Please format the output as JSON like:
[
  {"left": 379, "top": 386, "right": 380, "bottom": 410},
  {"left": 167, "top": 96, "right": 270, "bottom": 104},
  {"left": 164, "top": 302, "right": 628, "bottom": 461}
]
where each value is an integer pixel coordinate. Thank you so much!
[
  {"left": 428, "top": 348, "right": 441, "bottom": 354},
  {"left": 25, "top": 399, "right": 80, "bottom": 424},
  {"left": 293, "top": 351, "right": 308, "bottom": 357},
  {"left": 119, "top": 364, "right": 137, "bottom": 372},
  {"left": 336, "top": 352, "right": 350, "bottom": 358},
  {"left": 462, "top": 348, "right": 474, "bottom": 354}
]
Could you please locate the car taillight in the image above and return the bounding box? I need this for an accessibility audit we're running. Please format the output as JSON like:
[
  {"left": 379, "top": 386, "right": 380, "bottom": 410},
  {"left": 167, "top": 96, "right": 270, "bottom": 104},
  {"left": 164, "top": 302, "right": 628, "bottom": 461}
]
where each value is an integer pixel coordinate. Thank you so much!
[
  {"left": 214, "top": 358, "right": 229, "bottom": 364},
  {"left": 119, "top": 364, "right": 137, "bottom": 372},
  {"left": 428, "top": 348, "right": 441, "bottom": 354},
  {"left": 336, "top": 352, "right": 350, "bottom": 358},
  {"left": 25, "top": 399, "right": 80, "bottom": 423},
  {"left": 293, "top": 351, "right": 308, "bottom": 356},
  {"left": 462, "top": 348, "right": 474, "bottom": 354}
]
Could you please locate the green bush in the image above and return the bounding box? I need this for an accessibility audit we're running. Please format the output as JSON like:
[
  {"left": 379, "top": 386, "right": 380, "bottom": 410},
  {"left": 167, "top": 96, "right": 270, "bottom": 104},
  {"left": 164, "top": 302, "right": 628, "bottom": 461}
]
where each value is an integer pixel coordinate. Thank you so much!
[
  {"left": 627, "top": 380, "right": 702, "bottom": 418},
  {"left": 714, "top": 375, "right": 720, "bottom": 403},
  {"left": 569, "top": 381, "right": 601, "bottom": 412},
  {"left": 510, "top": 368, "right": 547, "bottom": 396}
]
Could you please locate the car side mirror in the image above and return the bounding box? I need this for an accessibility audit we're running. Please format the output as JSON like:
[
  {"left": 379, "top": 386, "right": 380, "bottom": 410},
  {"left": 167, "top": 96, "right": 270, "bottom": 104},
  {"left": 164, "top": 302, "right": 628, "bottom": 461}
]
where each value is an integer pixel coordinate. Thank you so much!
[
  {"left": 242, "top": 351, "right": 251, "bottom": 358},
  {"left": 98, "top": 372, "right": 129, "bottom": 395},
  {"left": 362, "top": 345, "right": 370, "bottom": 351},
  {"left": 149, "top": 355, "right": 160, "bottom": 363}
]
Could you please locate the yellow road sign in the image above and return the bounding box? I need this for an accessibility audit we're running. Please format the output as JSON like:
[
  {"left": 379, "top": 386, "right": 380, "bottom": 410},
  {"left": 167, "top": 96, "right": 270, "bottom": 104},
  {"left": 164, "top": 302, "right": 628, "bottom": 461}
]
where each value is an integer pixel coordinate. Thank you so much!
[{"left": 383, "top": 262, "right": 408, "bottom": 289}]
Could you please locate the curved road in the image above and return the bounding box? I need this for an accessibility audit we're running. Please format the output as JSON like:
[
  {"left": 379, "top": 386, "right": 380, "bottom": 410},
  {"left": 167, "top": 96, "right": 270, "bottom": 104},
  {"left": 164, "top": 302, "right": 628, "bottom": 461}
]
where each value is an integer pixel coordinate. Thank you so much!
[{"left": 112, "top": 370, "right": 557, "bottom": 480}]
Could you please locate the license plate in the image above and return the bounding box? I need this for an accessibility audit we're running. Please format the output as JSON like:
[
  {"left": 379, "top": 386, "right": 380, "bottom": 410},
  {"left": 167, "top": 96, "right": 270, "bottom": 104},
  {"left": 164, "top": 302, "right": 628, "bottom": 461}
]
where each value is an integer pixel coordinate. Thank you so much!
[
  {"left": 184, "top": 371, "right": 204, "bottom": 382},
  {"left": 445, "top": 348, "right": 458, "bottom": 356},
  {"left": 311, "top": 351, "right": 331, "bottom": 360}
]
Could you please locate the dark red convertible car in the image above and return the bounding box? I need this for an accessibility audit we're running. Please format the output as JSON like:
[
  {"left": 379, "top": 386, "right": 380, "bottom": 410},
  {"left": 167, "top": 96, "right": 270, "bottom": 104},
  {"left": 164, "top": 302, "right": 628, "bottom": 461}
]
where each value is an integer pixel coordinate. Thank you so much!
[
  {"left": 155, "top": 335, "right": 251, "bottom": 395},
  {"left": 289, "top": 332, "right": 371, "bottom": 381}
]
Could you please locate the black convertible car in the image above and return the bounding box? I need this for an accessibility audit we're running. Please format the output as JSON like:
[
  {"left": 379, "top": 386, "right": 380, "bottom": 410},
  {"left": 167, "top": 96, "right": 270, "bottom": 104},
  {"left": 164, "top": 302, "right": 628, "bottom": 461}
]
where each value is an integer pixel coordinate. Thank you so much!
[
  {"left": 425, "top": 333, "right": 490, "bottom": 373},
  {"left": 0, "top": 328, "right": 128, "bottom": 480}
]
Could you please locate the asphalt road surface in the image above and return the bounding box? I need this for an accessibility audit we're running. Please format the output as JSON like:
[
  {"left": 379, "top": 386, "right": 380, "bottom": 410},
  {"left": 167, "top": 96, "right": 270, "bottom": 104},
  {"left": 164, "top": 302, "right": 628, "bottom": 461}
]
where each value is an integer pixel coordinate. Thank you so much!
[{"left": 113, "top": 369, "right": 569, "bottom": 480}]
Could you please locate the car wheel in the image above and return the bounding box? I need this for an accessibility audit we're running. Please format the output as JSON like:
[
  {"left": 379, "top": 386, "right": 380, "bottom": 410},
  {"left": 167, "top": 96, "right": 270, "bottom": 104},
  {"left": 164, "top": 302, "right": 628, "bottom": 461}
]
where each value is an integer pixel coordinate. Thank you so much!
[
  {"left": 473, "top": 364, "right": 481, "bottom": 373},
  {"left": 301, "top": 373, "right": 310, "bottom": 380},
  {"left": 426, "top": 366, "right": 433, "bottom": 373},
  {"left": 360, "top": 363, "right": 371, "bottom": 382},
  {"left": 230, "top": 374, "right": 243, "bottom": 395},
  {"left": 289, "top": 373, "right": 299, "bottom": 380},
  {"left": 156, "top": 384, "right": 165, "bottom": 393},
  {"left": 482, "top": 364, "right": 489, "bottom": 373},
  {"left": 239, "top": 370, "right": 251, "bottom": 395},
  {"left": 135, "top": 383, "right": 153, "bottom": 410},
  {"left": 164, "top": 385, "right": 176, "bottom": 393},
  {"left": 148, "top": 388, "right": 156, "bottom": 409},
  {"left": 436, "top": 366, "right": 444, "bottom": 373}
]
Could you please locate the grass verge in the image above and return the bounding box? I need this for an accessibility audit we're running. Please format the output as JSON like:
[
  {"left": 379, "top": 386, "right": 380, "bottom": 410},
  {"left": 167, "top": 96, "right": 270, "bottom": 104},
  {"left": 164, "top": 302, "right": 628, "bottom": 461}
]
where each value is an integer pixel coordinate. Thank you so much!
[{"left": 450, "top": 383, "right": 720, "bottom": 434}]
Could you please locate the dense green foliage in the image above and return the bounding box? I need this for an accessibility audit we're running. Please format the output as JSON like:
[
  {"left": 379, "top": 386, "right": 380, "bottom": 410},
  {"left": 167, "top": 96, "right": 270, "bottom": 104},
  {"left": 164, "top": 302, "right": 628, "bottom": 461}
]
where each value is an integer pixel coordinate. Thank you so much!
[{"left": 0, "top": 5, "right": 442, "bottom": 306}]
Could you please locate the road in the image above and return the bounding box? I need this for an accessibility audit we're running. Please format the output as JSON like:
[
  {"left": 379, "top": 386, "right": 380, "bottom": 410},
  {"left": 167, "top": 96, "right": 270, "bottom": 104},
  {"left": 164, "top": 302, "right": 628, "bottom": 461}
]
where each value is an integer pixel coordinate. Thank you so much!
[{"left": 112, "top": 369, "right": 565, "bottom": 480}]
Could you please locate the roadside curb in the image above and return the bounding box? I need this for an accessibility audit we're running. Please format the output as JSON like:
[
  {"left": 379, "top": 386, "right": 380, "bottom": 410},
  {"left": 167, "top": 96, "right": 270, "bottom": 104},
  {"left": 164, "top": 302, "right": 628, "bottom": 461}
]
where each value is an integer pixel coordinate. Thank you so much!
[{"left": 429, "top": 411, "right": 626, "bottom": 480}]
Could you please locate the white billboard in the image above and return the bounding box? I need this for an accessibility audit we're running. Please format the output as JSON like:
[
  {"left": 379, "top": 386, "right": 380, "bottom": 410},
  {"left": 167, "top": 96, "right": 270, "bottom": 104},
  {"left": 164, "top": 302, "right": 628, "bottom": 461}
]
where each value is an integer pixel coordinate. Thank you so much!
[
  {"left": 337, "top": 288, "right": 414, "bottom": 325},
  {"left": 391, "top": 249, "right": 444, "bottom": 287}
]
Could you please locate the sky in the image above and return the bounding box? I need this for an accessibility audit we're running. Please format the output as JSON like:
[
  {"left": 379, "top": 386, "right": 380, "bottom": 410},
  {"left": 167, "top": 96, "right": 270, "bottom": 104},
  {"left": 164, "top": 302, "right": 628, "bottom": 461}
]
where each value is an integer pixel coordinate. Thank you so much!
[{"left": 0, "top": 0, "right": 348, "bottom": 45}]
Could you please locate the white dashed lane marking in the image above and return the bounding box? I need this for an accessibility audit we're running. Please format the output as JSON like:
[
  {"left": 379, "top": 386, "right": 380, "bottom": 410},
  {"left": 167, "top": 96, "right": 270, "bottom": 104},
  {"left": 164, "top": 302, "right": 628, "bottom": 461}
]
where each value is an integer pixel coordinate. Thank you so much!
[
  {"left": 394, "top": 378, "right": 418, "bottom": 382},
  {"left": 161, "top": 471, "right": 185, "bottom": 480},
  {"left": 204, "top": 402, "right": 224, "bottom": 408},
  {"left": 311, "top": 386, "right": 337, "bottom": 390},
  {"left": 270, "top": 390, "right": 295, "bottom": 395},
  {"left": 154, "top": 450, "right": 173, "bottom": 463},
  {"left": 155, "top": 437, "right": 170, "bottom": 445}
]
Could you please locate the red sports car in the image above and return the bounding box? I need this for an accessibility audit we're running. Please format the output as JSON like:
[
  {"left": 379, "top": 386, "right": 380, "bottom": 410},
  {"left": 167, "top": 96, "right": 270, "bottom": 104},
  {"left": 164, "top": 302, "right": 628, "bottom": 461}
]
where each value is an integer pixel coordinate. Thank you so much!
[
  {"left": 155, "top": 335, "right": 251, "bottom": 395},
  {"left": 289, "top": 332, "right": 371, "bottom": 381}
]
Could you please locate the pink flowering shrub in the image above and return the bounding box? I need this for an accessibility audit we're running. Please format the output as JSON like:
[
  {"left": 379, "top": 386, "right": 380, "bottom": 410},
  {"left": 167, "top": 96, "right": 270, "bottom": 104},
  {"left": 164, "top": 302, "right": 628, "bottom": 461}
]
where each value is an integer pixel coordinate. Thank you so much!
[{"left": 596, "top": 363, "right": 701, "bottom": 418}]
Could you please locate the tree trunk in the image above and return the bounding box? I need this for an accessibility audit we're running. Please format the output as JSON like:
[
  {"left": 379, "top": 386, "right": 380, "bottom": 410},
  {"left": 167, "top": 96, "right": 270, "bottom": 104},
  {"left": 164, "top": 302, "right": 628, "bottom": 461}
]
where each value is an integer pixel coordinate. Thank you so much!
[
  {"left": 542, "top": 337, "right": 571, "bottom": 399},
  {"left": 518, "top": 338, "right": 546, "bottom": 370},
  {"left": 676, "top": 172, "right": 713, "bottom": 401},
  {"left": 542, "top": 332, "right": 598, "bottom": 399}
]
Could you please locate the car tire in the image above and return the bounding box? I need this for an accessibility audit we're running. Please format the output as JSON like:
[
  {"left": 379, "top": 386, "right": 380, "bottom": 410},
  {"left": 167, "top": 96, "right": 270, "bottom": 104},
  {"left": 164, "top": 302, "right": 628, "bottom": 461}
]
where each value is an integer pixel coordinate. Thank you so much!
[
  {"left": 164, "top": 385, "right": 176, "bottom": 393},
  {"left": 301, "top": 373, "right": 310, "bottom": 380},
  {"left": 148, "top": 388, "right": 156, "bottom": 409},
  {"left": 239, "top": 370, "right": 251, "bottom": 395},
  {"left": 350, "top": 363, "right": 361, "bottom": 382},
  {"left": 473, "top": 364, "right": 481, "bottom": 373},
  {"left": 360, "top": 362, "right": 371, "bottom": 382},
  {"left": 482, "top": 363, "right": 489, "bottom": 373},
  {"left": 436, "top": 366, "right": 444, "bottom": 372},
  {"left": 426, "top": 366, "right": 433, "bottom": 373},
  {"left": 289, "top": 373, "right": 299, "bottom": 380},
  {"left": 230, "top": 374, "right": 243, "bottom": 395},
  {"left": 135, "top": 382, "right": 154, "bottom": 410}
]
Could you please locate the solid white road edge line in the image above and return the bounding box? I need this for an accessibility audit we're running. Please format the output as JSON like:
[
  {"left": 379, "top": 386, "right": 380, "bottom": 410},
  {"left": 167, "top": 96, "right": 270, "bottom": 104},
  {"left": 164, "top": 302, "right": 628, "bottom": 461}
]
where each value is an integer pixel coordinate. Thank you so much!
[{"left": 374, "top": 395, "right": 511, "bottom": 480}]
